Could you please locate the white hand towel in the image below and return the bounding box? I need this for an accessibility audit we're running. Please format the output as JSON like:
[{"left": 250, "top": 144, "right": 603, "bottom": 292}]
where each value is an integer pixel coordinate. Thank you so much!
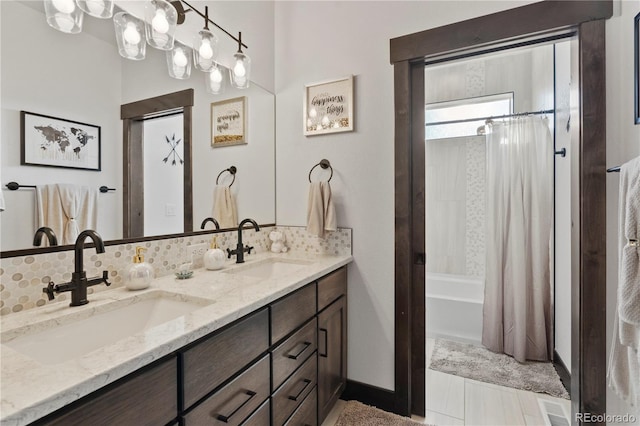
[
  {"left": 36, "top": 184, "right": 97, "bottom": 245},
  {"left": 306, "top": 181, "right": 336, "bottom": 238},
  {"left": 0, "top": 188, "right": 5, "bottom": 212},
  {"left": 212, "top": 185, "right": 237, "bottom": 229},
  {"left": 608, "top": 155, "right": 640, "bottom": 407}
]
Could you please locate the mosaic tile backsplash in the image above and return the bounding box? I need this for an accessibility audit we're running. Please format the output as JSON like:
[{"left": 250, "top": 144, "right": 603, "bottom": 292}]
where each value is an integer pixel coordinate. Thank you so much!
[{"left": 0, "top": 226, "right": 352, "bottom": 316}]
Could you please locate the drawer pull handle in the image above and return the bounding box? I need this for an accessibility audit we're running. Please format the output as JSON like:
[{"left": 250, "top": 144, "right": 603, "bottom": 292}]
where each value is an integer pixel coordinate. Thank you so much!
[
  {"left": 286, "top": 341, "right": 312, "bottom": 360},
  {"left": 216, "top": 390, "right": 257, "bottom": 423},
  {"left": 319, "top": 328, "right": 328, "bottom": 358},
  {"left": 288, "top": 378, "right": 312, "bottom": 402}
]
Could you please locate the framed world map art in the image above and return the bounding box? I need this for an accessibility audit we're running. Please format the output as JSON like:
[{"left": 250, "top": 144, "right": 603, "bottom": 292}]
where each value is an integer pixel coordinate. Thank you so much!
[{"left": 20, "top": 111, "right": 101, "bottom": 171}]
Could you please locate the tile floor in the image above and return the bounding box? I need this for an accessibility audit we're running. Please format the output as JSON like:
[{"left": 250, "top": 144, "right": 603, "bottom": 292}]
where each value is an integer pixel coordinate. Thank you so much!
[{"left": 323, "top": 338, "right": 571, "bottom": 426}]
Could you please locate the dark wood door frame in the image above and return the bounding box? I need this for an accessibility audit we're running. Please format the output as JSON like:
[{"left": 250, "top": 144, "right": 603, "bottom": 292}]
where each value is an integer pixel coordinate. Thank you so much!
[
  {"left": 391, "top": 1, "right": 611, "bottom": 421},
  {"left": 121, "top": 89, "right": 194, "bottom": 238}
]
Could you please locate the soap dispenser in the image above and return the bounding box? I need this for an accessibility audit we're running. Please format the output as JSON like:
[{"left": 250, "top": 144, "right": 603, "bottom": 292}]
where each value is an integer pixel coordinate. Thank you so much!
[
  {"left": 203, "top": 237, "right": 225, "bottom": 270},
  {"left": 126, "top": 247, "right": 154, "bottom": 290}
]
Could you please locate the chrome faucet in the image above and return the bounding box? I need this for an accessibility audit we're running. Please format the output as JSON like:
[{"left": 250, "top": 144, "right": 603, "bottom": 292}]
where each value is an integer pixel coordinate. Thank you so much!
[
  {"left": 43, "top": 230, "right": 111, "bottom": 306},
  {"left": 200, "top": 217, "right": 221, "bottom": 230},
  {"left": 227, "top": 218, "right": 260, "bottom": 263},
  {"left": 33, "top": 227, "right": 58, "bottom": 247}
]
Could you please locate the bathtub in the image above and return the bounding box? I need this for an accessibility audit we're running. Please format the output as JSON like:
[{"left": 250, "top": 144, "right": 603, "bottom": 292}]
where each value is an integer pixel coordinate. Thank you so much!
[{"left": 426, "top": 272, "right": 484, "bottom": 344}]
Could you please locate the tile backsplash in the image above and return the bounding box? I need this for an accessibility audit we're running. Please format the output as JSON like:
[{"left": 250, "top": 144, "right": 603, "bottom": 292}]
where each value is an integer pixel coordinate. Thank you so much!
[{"left": 0, "top": 226, "right": 351, "bottom": 316}]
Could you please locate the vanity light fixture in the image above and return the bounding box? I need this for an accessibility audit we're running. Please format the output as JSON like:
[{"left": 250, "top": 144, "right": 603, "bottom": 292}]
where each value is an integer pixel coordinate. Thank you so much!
[
  {"left": 144, "top": 0, "right": 177, "bottom": 51},
  {"left": 44, "top": 0, "right": 84, "bottom": 34},
  {"left": 167, "top": 42, "right": 192, "bottom": 80},
  {"left": 76, "top": 0, "right": 114, "bottom": 19},
  {"left": 230, "top": 32, "right": 251, "bottom": 89},
  {"left": 43, "top": 0, "right": 250, "bottom": 85},
  {"left": 113, "top": 12, "right": 146, "bottom": 61}
]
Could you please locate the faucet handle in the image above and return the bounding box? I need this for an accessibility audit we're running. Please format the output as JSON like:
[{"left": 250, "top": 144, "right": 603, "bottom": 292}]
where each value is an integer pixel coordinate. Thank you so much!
[
  {"left": 42, "top": 282, "right": 56, "bottom": 301},
  {"left": 102, "top": 270, "right": 111, "bottom": 287},
  {"left": 245, "top": 245, "right": 254, "bottom": 254},
  {"left": 226, "top": 248, "right": 233, "bottom": 259}
]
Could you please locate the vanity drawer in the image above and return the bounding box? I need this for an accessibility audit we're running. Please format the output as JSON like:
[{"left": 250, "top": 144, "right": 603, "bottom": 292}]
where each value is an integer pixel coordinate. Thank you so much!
[
  {"left": 284, "top": 387, "right": 317, "bottom": 426},
  {"left": 182, "top": 309, "right": 269, "bottom": 409},
  {"left": 271, "top": 284, "right": 316, "bottom": 344},
  {"left": 317, "top": 267, "right": 347, "bottom": 312},
  {"left": 272, "top": 353, "right": 317, "bottom": 425},
  {"left": 183, "top": 355, "right": 270, "bottom": 426},
  {"left": 241, "top": 399, "right": 270, "bottom": 426},
  {"left": 272, "top": 318, "right": 317, "bottom": 391},
  {"left": 37, "top": 357, "right": 177, "bottom": 426}
]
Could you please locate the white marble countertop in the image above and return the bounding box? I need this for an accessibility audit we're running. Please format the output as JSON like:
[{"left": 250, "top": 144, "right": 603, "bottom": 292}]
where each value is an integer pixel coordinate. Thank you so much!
[{"left": 0, "top": 252, "right": 352, "bottom": 426}]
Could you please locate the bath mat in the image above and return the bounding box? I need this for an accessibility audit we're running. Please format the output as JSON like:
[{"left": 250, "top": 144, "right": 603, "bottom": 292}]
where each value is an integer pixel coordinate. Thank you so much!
[
  {"left": 335, "top": 401, "right": 427, "bottom": 426},
  {"left": 429, "top": 339, "right": 569, "bottom": 399}
]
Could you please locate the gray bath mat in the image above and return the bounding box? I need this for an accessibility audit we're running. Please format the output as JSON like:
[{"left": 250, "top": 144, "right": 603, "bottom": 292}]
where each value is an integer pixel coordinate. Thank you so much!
[
  {"left": 429, "top": 339, "right": 569, "bottom": 399},
  {"left": 335, "top": 401, "right": 428, "bottom": 426}
]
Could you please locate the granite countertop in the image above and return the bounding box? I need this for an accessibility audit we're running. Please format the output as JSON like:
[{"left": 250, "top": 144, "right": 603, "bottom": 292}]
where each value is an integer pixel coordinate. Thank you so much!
[{"left": 0, "top": 252, "right": 352, "bottom": 426}]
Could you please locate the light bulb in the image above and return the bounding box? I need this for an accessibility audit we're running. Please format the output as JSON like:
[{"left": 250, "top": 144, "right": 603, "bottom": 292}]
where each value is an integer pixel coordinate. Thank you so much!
[
  {"left": 199, "top": 41, "right": 214, "bottom": 60},
  {"left": 173, "top": 50, "right": 187, "bottom": 67},
  {"left": 322, "top": 116, "right": 330, "bottom": 127},
  {"left": 151, "top": 9, "right": 169, "bottom": 34},
  {"left": 210, "top": 68, "right": 223, "bottom": 83},
  {"left": 124, "top": 22, "right": 141, "bottom": 44},
  {"left": 309, "top": 108, "right": 317, "bottom": 118},
  {"left": 52, "top": 0, "right": 75, "bottom": 13},
  {"left": 85, "top": 0, "right": 106, "bottom": 15},
  {"left": 233, "top": 61, "right": 246, "bottom": 78}
]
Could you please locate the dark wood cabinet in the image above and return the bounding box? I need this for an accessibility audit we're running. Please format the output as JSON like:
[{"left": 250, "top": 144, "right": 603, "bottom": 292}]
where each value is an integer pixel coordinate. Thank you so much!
[
  {"left": 31, "top": 266, "right": 348, "bottom": 426},
  {"left": 317, "top": 294, "right": 347, "bottom": 424},
  {"left": 36, "top": 357, "right": 178, "bottom": 426}
]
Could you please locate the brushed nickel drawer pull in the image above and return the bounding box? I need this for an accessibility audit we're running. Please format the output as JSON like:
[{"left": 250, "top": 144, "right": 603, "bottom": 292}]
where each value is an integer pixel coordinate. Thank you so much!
[
  {"left": 215, "top": 390, "right": 257, "bottom": 423},
  {"left": 286, "top": 341, "right": 312, "bottom": 360},
  {"left": 288, "top": 379, "right": 312, "bottom": 402},
  {"left": 319, "top": 328, "right": 328, "bottom": 358}
]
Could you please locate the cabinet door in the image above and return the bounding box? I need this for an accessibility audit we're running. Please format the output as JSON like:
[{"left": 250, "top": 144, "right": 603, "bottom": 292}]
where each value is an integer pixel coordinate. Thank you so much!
[
  {"left": 317, "top": 296, "right": 347, "bottom": 424},
  {"left": 36, "top": 357, "right": 177, "bottom": 426}
]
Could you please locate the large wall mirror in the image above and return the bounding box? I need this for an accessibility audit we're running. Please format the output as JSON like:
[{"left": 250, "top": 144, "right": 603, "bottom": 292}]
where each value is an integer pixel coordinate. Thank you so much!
[{"left": 0, "top": 0, "right": 275, "bottom": 252}]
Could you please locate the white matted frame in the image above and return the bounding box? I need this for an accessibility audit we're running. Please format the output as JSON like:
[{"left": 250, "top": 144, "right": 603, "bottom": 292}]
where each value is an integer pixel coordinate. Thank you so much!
[
  {"left": 211, "top": 96, "right": 247, "bottom": 147},
  {"left": 303, "top": 75, "right": 354, "bottom": 136}
]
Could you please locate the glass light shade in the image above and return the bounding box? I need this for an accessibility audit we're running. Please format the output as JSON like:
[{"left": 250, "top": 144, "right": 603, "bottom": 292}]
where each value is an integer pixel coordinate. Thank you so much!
[
  {"left": 144, "top": 0, "right": 177, "bottom": 50},
  {"left": 230, "top": 51, "right": 251, "bottom": 89},
  {"left": 44, "top": 0, "right": 84, "bottom": 34},
  {"left": 166, "top": 43, "right": 192, "bottom": 80},
  {"left": 205, "top": 64, "right": 226, "bottom": 95},
  {"left": 114, "top": 12, "right": 146, "bottom": 60},
  {"left": 192, "top": 29, "right": 218, "bottom": 72},
  {"left": 75, "top": 0, "right": 113, "bottom": 18}
]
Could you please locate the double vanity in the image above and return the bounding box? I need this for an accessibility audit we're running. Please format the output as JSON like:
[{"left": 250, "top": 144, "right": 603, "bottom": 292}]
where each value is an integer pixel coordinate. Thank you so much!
[{"left": 0, "top": 252, "right": 352, "bottom": 426}]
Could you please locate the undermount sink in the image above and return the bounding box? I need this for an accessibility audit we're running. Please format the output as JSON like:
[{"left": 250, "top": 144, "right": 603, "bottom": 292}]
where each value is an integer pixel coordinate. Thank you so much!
[
  {"left": 224, "top": 258, "right": 313, "bottom": 279},
  {"left": 1, "top": 291, "right": 213, "bottom": 364}
]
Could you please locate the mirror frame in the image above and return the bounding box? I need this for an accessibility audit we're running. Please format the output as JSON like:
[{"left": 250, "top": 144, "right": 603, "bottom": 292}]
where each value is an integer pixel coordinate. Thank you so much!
[
  {"left": 121, "top": 89, "right": 193, "bottom": 238},
  {"left": 387, "top": 0, "right": 612, "bottom": 419}
]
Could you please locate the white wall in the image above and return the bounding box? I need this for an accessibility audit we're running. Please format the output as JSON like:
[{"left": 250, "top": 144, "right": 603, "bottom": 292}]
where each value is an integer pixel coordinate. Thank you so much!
[
  {"left": 606, "top": 0, "right": 640, "bottom": 420},
  {"left": 143, "top": 114, "right": 184, "bottom": 236},
  {"left": 274, "top": 0, "right": 538, "bottom": 391},
  {"left": 0, "top": 1, "right": 122, "bottom": 250}
]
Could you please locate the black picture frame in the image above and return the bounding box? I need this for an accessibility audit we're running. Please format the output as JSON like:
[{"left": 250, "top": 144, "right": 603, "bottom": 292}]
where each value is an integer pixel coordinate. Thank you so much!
[
  {"left": 20, "top": 111, "right": 101, "bottom": 171},
  {"left": 635, "top": 12, "right": 640, "bottom": 125}
]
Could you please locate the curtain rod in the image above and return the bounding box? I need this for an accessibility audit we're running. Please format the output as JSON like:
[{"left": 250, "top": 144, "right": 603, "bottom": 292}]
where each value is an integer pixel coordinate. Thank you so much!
[{"left": 426, "top": 109, "right": 554, "bottom": 127}]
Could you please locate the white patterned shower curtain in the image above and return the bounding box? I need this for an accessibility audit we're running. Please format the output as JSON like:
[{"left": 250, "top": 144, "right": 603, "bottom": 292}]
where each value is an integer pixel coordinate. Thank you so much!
[{"left": 481, "top": 116, "right": 554, "bottom": 363}]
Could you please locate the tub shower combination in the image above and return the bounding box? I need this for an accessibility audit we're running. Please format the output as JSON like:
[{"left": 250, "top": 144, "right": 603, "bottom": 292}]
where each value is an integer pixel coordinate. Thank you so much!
[{"left": 426, "top": 272, "right": 484, "bottom": 344}]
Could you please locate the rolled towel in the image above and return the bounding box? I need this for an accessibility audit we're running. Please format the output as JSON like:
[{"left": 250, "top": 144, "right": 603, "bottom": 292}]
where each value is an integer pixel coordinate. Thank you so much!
[
  {"left": 306, "top": 181, "right": 336, "bottom": 238},
  {"left": 212, "top": 185, "right": 237, "bottom": 229}
]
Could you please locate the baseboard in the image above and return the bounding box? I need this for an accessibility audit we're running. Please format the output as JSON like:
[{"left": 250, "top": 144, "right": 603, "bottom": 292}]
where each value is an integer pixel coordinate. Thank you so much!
[
  {"left": 341, "top": 380, "right": 397, "bottom": 413},
  {"left": 553, "top": 349, "right": 571, "bottom": 396}
]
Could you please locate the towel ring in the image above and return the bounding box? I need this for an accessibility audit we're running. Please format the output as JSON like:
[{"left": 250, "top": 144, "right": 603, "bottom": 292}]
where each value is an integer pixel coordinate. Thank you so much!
[
  {"left": 308, "top": 159, "right": 333, "bottom": 183},
  {"left": 216, "top": 166, "right": 237, "bottom": 187}
]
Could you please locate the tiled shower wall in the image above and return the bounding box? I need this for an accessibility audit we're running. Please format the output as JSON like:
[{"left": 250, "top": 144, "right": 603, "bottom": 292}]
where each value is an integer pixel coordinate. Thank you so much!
[
  {"left": 0, "top": 226, "right": 352, "bottom": 316},
  {"left": 425, "top": 136, "right": 485, "bottom": 277}
]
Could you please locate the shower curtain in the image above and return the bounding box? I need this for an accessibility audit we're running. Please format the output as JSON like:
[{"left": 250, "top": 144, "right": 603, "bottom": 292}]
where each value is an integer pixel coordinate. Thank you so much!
[{"left": 481, "top": 116, "right": 554, "bottom": 363}]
